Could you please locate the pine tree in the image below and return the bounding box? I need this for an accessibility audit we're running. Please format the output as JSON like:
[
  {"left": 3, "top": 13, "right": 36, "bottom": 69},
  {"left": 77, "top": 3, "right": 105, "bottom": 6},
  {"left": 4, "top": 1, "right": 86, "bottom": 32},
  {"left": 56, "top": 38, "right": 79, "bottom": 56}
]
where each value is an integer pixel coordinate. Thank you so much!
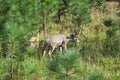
[{"left": 47, "top": 50, "right": 81, "bottom": 80}]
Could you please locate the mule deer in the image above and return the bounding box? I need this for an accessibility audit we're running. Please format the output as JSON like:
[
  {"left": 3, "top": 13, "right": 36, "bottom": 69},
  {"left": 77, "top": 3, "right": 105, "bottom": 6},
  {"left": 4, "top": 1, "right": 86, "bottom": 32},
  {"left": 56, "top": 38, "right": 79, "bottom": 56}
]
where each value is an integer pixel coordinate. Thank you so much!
[
  {"left": 29, "top": 28, "right": 41, "bottom": 48},
  {"left": 43, "top": 34, "right": 80, "bottom": 58}
]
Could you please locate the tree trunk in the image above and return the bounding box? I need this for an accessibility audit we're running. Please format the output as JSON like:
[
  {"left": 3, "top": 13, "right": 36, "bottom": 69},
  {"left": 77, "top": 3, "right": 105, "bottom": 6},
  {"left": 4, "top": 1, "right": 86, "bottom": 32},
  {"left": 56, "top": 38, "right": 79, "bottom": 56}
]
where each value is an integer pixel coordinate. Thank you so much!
[
  {"left": 66, "top": 69, "right": 69, "bottom": 80},
  {"left": 58, "top": 10, "right": 61, "bottom": 21},
  {"left": 57, "top": 0, "right": 68, "bottom": 22},
  {"left": 10, "top": 41, "right": 14, "bottom": 80},
  {"left": 43, "top": 12, "right": 46, "bottom": 37},
  {"left": 10, "top": 56, "right": 14, "bottom": 80}
]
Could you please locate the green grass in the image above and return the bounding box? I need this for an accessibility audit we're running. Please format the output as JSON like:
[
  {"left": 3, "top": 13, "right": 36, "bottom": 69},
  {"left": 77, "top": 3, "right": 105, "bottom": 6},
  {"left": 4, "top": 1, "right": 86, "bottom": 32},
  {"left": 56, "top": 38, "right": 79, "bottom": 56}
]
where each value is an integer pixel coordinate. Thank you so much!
[{"left": 0, "top": 1, "right": 120, "bottom": 80}]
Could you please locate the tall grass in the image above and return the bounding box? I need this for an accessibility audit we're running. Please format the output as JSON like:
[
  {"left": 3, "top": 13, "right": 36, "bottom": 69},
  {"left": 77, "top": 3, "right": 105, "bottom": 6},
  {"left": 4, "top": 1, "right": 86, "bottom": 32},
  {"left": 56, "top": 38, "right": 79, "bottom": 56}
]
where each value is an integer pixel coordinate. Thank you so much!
[{"left": 0, "top": 1, "right": 120, "bottom": 80}]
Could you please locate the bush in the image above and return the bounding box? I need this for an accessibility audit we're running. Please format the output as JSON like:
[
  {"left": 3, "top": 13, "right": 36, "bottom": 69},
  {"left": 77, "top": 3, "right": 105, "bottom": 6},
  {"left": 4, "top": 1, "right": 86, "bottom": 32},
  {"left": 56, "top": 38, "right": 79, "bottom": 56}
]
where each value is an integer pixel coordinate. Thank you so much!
[
  {"left": 0, "top": 58, "right": 10, "bottom": 80},
  {"left": 19, "top": 58, "right": 40, "bottom": 79},
  {"left": 88, "top": 0, "right": 106, "bottom": 7},
  {"left": 116, "top": 12, "right": 120, "bottom": 17},
  {"left": 47, "top": 49, "right": 81, "bottom": 80},
  {"left": 103, "top": 18, "right": 117, "bottom": 27},
  {"left": 102, "top": 25, "right": 120, "bottom": 57}
]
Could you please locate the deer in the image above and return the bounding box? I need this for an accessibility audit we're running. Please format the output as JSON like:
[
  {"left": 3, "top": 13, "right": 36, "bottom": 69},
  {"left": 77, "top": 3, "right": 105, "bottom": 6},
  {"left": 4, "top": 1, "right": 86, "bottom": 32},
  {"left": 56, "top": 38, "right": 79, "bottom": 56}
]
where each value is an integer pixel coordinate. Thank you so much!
[
  {"left": 42, "top": 32, "right": 80, "bottom": 58},
  {"left": 18, "top": 27, "right": 41, "bottom": 52},
  {"left": 29, "top": 32, "right": 40, "bottom": 48},
  {"left": 29, "top": 28, "right": 41, "bottom": 48}
]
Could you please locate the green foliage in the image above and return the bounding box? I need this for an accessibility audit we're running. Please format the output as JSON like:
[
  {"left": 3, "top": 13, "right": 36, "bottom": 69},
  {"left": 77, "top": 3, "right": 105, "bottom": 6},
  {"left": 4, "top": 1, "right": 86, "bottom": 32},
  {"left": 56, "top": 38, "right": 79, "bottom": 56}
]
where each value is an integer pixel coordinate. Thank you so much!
[
  {"left": 88, "top": 66, "right": 103, "bottom": 80},
  {"left": 21, "top": 58, "right": 39, "bottom": 76},
  {"left": 88, "top": 0, "right": 106, "bottom": 7},
  {"left": 47, "top": 50, "right": 81, "bottom": 80},
  {"left": 5, "top": 26, "right": 29, "bottom": 42},
  {"left": 116, "top": 12, "right": 120, "bottom": 17},
  {"left": 40, "top": 0, "right": 59, "bottom": 23},
  {"left": 68, "top": 0, "right": 91, "bottom": 26},
  {"left": 103, "top": 18, "right": 117, "bottom": 27},
  {"left": 26, "top": 46, "right": 37, "bottom": 56},
  {"left": 103, "top": 29, "right": 120, "bottom": 57},
  {"left": 0, "top": 58, "right": 10, "bottom": 80},
  {"left": 0, "top": 0, "right": 120, "bottom": 80}
]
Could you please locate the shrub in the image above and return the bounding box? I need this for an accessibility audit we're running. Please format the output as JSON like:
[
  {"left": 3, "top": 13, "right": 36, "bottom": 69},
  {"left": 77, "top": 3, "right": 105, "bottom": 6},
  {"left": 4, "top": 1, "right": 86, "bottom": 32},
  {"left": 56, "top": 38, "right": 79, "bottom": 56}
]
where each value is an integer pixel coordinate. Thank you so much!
[
  {"left": 103, "top": 18, "right": 117, "bottom": 27},
  {"left": 20, "top": 58, "right": 40, "bottom": 79},
  {"left": 88, "top": 0, "right": 106, "bottom": 7},
  {"left": 47, "top": 49, "right": 81, "bottom": 80},
  {"left": 116, "top": 12, "right": 120, "bottom": 17},
  {"left": 0, "top": 58, "right": 10, "bottom": 80}
]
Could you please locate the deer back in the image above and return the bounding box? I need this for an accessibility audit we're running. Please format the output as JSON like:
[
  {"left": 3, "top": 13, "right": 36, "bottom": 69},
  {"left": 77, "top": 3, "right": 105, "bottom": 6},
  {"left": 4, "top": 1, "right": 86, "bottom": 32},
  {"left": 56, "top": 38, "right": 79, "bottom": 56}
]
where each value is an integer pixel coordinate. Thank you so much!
[{"left": 45, "top": 34, "right": 67, "bottom": 46}]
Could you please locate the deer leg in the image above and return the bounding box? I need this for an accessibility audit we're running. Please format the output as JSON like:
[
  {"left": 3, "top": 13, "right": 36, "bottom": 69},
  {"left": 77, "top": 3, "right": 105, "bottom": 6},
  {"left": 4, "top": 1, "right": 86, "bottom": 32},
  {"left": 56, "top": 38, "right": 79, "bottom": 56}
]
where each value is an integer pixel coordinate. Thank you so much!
[
  {"left": 43, "top": 45, "right": 48, "bottom": 58},
  {"left": 59, "top": 46, "right": 63, "bottom": 53},
  {"left": 62, "top": 44, "right": 67, "bottom": 52},
  {"left": 48, "top": 46, "right": 55, "bottom": 58}
]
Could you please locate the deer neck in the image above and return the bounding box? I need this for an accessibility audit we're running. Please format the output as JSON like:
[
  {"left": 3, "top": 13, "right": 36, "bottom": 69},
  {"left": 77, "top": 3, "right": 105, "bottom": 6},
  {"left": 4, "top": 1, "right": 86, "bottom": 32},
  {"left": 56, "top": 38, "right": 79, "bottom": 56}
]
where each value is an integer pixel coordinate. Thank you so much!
[{"left": 66, "top": 37, "right": 73, "bottom": 42}]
